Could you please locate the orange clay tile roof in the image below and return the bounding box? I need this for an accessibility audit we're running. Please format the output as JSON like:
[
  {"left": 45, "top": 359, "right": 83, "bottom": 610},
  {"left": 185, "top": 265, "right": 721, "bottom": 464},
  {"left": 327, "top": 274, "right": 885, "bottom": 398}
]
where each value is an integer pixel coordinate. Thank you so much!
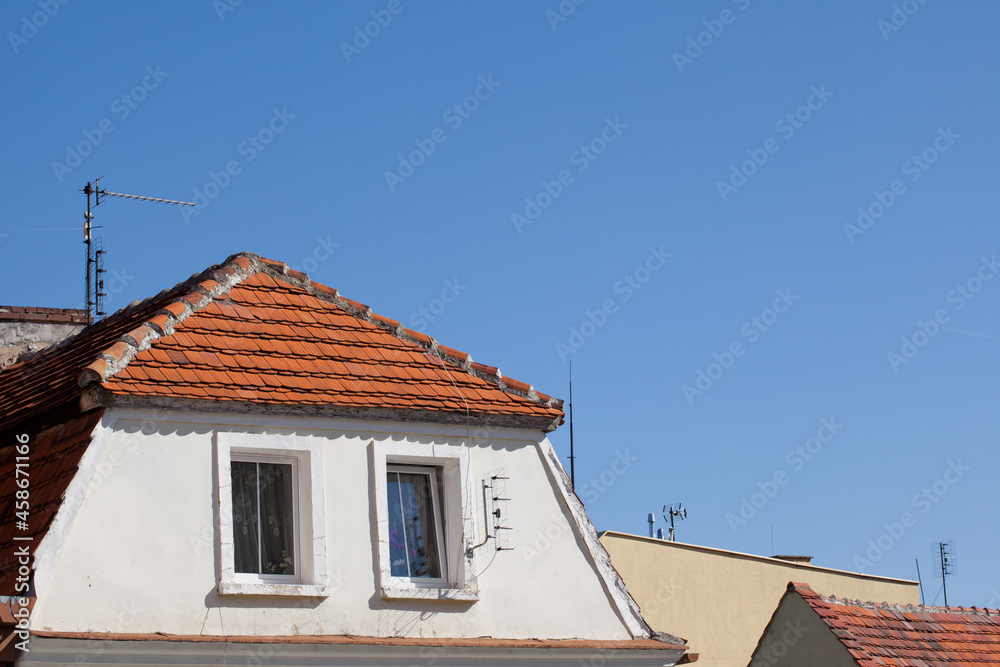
[
  {"left": 0, "top": 410, "right": 104, "bottom": 595},
  {"left": 791, "top": 582, "right": 1000, "bottom": 666},
  {"left": 0, "top": 252, "right": 563, "bottom": 433}
]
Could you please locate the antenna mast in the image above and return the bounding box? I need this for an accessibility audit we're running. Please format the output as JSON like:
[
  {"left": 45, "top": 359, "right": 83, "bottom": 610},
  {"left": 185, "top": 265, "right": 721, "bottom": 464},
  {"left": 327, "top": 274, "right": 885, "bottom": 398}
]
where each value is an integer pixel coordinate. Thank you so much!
[
  {"left": 933, "top": 540, "right": 956, "bottom": 606},
  {"left": 663, "top": 503, "right": 688, "bottom": 542},
  {"left": 80, "top": 178, "right": 195, "bottom": 325},
  {"left": 568, "top": 362, "right": 575, "bottom": 489}
]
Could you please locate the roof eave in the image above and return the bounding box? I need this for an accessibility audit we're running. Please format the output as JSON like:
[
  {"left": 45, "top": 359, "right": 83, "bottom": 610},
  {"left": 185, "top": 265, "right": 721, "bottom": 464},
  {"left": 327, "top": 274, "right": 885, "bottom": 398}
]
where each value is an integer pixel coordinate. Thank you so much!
[{"left": 97, "top": 391, "right": 564, "bottom": 433}]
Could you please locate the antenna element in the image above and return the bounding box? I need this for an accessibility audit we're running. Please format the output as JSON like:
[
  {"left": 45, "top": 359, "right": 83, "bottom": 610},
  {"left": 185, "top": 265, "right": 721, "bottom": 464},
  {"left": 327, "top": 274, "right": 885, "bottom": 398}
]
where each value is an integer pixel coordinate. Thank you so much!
[
  {"left": 80, "top": 178, "right": 195, "bottom": 325},
  {"left": 662, "top": 503, "right": 688, "bottom": 542},
  {"left": 932, "top": 540, "right": 956, "bottom": 606}
]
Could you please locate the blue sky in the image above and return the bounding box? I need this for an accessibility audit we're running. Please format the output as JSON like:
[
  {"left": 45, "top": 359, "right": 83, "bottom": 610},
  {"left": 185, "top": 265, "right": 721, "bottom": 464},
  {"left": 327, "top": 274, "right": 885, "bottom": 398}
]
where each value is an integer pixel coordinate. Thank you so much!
[{"left": 3, "top": 1, "right": 998, "bottom": 607}]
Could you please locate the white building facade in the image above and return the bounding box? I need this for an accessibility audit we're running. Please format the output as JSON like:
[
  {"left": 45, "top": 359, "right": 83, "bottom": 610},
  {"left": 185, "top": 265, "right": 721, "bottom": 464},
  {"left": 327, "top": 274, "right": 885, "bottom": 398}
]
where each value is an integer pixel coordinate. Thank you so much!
[{"left": 0, "top": 253, "right": 692, "bottom": 666}]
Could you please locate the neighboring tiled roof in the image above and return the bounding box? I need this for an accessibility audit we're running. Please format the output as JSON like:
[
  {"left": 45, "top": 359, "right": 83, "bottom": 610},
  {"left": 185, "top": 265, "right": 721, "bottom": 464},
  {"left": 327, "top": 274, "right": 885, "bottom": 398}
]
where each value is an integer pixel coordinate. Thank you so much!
[
  {"left": 792, "top": 582, "right": 1000, "bottom": 666},
  {"left": 0, "top": 410, "right": 104, "bottom": 595},
  {"left": 0, "top": 252, "right": 563, "bottom": 433},
  {"left": 0, "top": 306, "right": 89, "bottom": 325}
]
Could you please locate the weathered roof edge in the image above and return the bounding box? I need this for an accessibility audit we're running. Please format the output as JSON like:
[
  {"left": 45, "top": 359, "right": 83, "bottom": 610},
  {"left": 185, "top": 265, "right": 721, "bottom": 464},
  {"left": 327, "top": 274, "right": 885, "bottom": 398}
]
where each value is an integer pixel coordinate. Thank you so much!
[
  {"left": 792, "top": 581, "right": 1000, "bottom": 618},
  {"left": 89, "top": 392, "right": 561, "bottom": 432},
  {"left": 73, "top": 252, "right": 563, "bottom": 423}
]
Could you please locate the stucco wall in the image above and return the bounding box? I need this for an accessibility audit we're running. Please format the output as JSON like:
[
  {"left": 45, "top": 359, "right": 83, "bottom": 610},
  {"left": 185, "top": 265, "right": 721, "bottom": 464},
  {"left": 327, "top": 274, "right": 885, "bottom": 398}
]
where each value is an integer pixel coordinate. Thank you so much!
[
  {"left": 600, "top": 532, "right": 919, "bottom": 667},
  {"left": 749, "top": 592, "right": 856, "bottom": 667},
  {"left": 32, "top": 409, "right": 632, "bottom": 640}
]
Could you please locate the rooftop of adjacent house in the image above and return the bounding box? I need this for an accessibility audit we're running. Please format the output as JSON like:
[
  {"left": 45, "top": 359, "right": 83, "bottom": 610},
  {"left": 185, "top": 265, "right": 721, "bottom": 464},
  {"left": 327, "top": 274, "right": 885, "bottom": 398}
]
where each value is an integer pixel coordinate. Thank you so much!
[
  {"left": 0, "top": 306, "right": 89, "bottom": 370},
  {"left": 599, "top": 531, "right": 917, "bottom": 585},
  {"left": 789, "top": 582, "right": 1000, "bottom": 665},
  {"left": 0, "top": 306, "right": 89, "bottom": 325}
]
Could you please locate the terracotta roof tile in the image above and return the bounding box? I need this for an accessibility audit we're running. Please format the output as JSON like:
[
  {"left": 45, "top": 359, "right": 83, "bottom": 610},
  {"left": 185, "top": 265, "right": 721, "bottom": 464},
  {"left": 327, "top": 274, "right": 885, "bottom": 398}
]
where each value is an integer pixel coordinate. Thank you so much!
[
  {"left": 0, "top": 410, "right": 105, "bottom": 594},
  {"left": 790, "top": 583, "right": 1000, "bottom": 665},
  {"left": 0, "top": 252, "right": 563, "bottom": 436}
]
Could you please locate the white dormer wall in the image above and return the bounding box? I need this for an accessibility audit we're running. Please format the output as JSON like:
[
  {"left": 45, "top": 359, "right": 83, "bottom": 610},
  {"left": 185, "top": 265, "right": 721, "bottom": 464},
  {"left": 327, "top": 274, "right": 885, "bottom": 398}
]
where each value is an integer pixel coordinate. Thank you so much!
[{"left": 30, "top": 407, "right": 636, "bottom": 641}]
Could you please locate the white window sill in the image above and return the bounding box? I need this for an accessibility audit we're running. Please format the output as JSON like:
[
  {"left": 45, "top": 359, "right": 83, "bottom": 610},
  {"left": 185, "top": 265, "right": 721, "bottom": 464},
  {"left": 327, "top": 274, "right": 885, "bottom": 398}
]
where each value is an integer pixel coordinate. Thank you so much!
[
  {"left": 218, "top": 581, "right": 330, "bottom": 597},
  {"left": 379, "top": 583, "right": 480, "bottom": 602}
]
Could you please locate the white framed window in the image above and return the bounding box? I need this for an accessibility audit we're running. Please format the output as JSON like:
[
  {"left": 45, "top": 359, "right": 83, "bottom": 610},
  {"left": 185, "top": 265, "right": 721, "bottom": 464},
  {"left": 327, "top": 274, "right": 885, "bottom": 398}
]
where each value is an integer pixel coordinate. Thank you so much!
[
  {"left": 216, "top": 433, "right": 328, "bottom": 597},
  {"left": 386, "top": 465, "right": 446, "bottom": 582},
  {"left": 372, "top": 441, "right": 478, "bottom": 601},
  {"left": 231, "top": 455, "right": 299, "bottom": 582}
]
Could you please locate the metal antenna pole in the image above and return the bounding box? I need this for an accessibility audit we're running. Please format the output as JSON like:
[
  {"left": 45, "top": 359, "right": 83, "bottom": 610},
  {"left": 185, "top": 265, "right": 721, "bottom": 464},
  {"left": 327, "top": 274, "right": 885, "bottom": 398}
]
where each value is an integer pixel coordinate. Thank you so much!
[
  {"left": 915, "top": 559, "right": 924, "bottom": 606},
  {"left": 84, "top": 182, "right": 93, "bottom": 326},
  {"left": 932, "top": 540, "right": 956, "bottom": 607},
  {"left": 940, "top": 542, "right": 948, "bottom": 607},
  {"left": 568, "top": 362, "right": 575, "bottom": 489},
  {"left": 663, "top": 504, "right": 687, "bottom": 542},
  {"left": 79, "top": 178, "right": 195, "bottom": 325}
]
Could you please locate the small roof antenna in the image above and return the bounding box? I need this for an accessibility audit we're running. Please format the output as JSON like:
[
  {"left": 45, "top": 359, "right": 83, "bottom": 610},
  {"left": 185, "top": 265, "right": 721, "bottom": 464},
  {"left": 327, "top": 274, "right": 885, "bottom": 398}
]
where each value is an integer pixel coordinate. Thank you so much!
[
  {"left": 932, "top": 539, "right": 957, "bottom": 607},
  {"left": 80, "top": 177, "right": 195, "bottom": 325},
  {"left": 663, "top": 503, "right": 688, "bottom": 542}
]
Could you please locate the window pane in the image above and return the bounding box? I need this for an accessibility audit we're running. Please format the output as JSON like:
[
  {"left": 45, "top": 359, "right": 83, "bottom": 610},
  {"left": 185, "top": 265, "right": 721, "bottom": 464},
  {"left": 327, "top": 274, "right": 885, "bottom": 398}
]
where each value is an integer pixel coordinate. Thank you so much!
[
  {"left": 258, "top": 463, "right": 295, "bottom": 576},
  {"left": 231, "top": 462, "right": 260, "bottom": 574},
  {"left": 387, "top": 471, "right": 441, "bottom": 578}
]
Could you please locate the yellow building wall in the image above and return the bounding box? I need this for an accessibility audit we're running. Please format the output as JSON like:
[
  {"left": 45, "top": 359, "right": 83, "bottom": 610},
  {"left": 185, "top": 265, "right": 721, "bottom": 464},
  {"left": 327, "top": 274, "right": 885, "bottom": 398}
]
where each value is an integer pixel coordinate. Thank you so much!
[{"left": 600, "top": 531, "right": 919, "bottom": 667}]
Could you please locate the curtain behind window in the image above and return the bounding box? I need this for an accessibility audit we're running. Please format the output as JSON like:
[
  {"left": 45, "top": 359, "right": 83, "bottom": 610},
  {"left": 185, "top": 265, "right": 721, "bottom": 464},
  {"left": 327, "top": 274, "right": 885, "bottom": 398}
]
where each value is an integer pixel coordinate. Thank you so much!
[
  {"left": 387, "top": 471, "right": 441, "bottom": 578},
  {"left": 231, "top": 461, "right": 295, "bottom": 575}
]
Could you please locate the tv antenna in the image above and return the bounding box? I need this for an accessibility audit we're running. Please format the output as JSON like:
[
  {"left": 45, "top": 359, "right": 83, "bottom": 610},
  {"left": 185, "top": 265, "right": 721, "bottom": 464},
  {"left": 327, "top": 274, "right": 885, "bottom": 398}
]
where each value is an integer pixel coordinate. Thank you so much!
[
  {"left": 466, "top": 469, "right": 514, "bottom": 564},
  {"left": 80, "top": 177, "right": 195, "bottom": 325},
  {"left": 932, "top": 539, "right": 956, "bottom": 606},
  {"left": 663, "top": 504, "right": 687, "bottom": 542}
]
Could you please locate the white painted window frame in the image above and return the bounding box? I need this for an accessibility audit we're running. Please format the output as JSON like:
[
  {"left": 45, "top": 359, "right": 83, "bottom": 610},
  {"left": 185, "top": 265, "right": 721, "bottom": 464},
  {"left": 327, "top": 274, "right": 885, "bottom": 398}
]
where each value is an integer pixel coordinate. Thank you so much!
[
  {"left": 230, "top": 453, "right": 300, "bottom": 584},
  {"left": 372, "top": 441, "right": 478, "bottom": 601},
  {"left": 385, "top": 464, "right": 448, "bottom": 583},
  {"left": 216, "top": 432, "right": 329, "bottom": 597}
]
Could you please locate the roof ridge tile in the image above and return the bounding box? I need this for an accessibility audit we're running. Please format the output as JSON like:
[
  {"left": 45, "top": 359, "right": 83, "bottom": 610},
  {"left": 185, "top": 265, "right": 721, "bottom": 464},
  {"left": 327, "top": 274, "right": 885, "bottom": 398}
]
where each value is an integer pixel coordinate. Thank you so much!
[
  {"left": 20, "top": 251, "right": 563, "bottom": 426},
  {"left": 76, "top": 253, "right": 256, "bottom": 388}
]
